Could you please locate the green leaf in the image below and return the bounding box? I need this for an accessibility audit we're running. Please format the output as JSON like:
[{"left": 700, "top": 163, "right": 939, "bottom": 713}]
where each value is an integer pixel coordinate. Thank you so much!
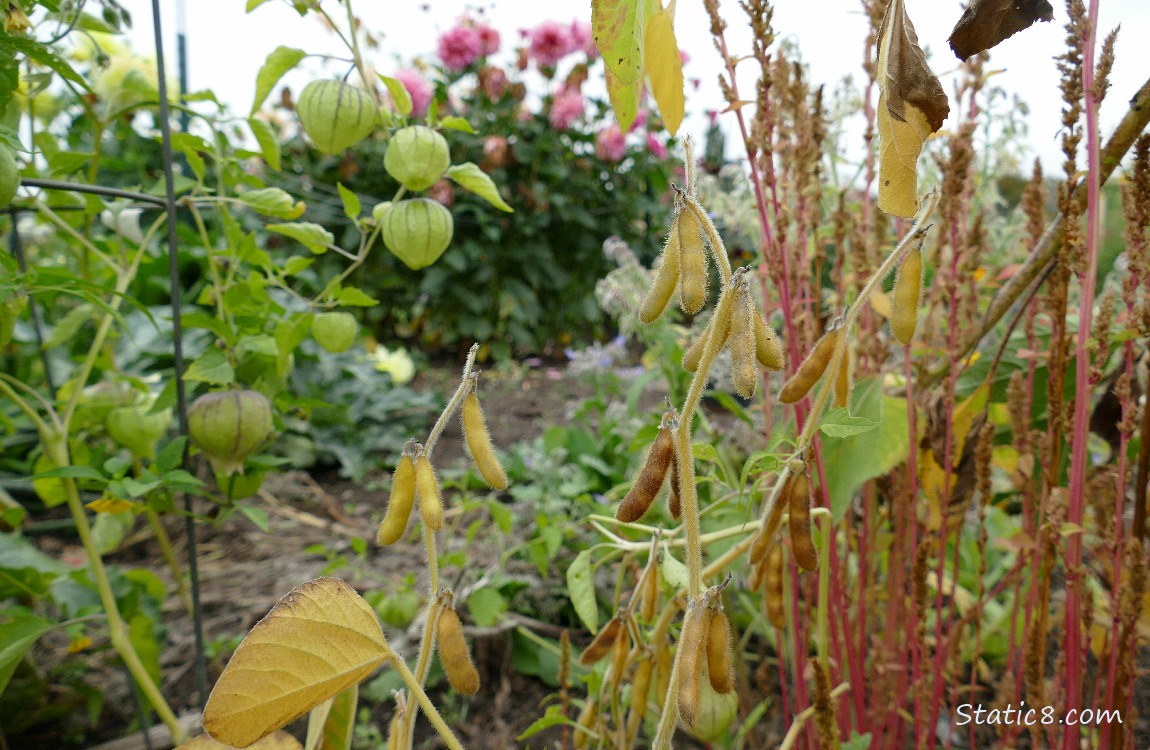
[
  {"left": 319, "top": 685, "right": 358, "bottom": 750},
  {"left": 592, "top": 0, "right": 644, "bottom": 85},
  {"left": 566, "top": 549, "right": 598, "bottom": 632},
  {"left": 517, "top": 705, "right": 576, "bottom": 741},
  {"left": 267, "top": 222, "right": 334, "bottom": 254},
  {"left": 184, "top": 348, "right": 236, "bottom": 385},
  {"left": 438, "top": 116, "right": 475, "bottom": 133},
  {"left": 335, "top": 287, "right": 378, "bottom": 307},
  {"left": 0, "top": 612, "right": 50, "bottom": 698},
  {"left": 0, "top": 40, "right": 19, "bottom": 117},
  {"left": 378, "top": 74, "right": 412, "bottom": 116},
  {"left": 446, "top": 163, "right": 513, "bottom": 212},
  {"left": 0, "top": 533, "right": 68, "bottom": 600},
  {"left": 251, "top": 46, "right": 306, "bottom": 116},
  {"left": 819, "top": 408, "right": 881, "bottom": 439},
  {"left": 336, "top": 183, "right": 362, "bottom": 222},
  {"left": 661, "top": 549, "right": 688, "bottom": 590},
  {"left": 28, "top": 465, "right": 102, "bottom": 480},
  {"left": 843, "top": 732, "right": 873, "bottom": 750},
  {"left": 282, "top": 256, "right": 314, "bottom": 276},
  {"left": 821, "top": 379, "right": 909, "bottom": 519},
  {"left": 42, "top": 303, "right": 95, "bottom": 349},
  {"left": 238, "top": 505, "right": 269, "bottom": 533},
  {"left": 247, "top": 117, "right": 282, "bottom": 171},
  {"left": 245, "top": 0, "right": 273, "bottom": 10},
  {"left": 240, "top": 188, "right": 305, "bottom": 219},
  {"left": 3, "top": 36, "right": 90, "bottom": 90},
  {"left": 467, "top": 587, "right": 507, "bottom": 627}
]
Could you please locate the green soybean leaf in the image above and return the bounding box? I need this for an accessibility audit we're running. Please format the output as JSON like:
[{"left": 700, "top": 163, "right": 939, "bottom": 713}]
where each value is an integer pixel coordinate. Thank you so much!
[
  {"left": 251, "top": 46, "right": 306, "bottom": 116},
  {"left": 0, "top": 613, "right": 50, "bottom": 698},
  {"left": 566, "top": 549, "right": 598, "bottom": 633},
  {"left": 446, "top": 163, "right": 513, "bottom": 212},
  {"left": 820, "top": 408, "right": 881, "bottom": 438},
  {"left": 592, "top": 0, "right": 644, "bottom": 85}
]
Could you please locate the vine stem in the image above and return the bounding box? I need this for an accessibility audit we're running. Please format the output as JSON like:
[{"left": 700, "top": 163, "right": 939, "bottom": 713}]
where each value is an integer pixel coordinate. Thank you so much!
[{"left": 398, "top": 344, "right": 479, "bottom": 749}]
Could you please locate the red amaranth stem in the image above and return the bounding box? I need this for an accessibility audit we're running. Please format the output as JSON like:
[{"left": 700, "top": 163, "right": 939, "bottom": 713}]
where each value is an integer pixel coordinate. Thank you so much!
[{"left": 1064, "top": 2, "right": 1102, "bottom": 745}]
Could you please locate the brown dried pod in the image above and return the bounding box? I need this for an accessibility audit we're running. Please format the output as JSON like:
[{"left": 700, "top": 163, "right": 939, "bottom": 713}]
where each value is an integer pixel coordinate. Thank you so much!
[
  {"left": 639, "top": 225, "right": 682, "bottom": 323},
  {"left": 654, "top": 637, "right": 673, "bottom": 711},
  {"left": 682, "top": 312, "right": 731, "bottom": 372},
  {"left": 668, "top": 446, "right": 682, "bottom": 520},
  {"left": 676, "top": 598, "right": 712, "bottom": 727},
  {"left": 779, "top": 327, "right": 841, "bottom": 404},
  {"left": 617, "top": 427, "right": 674, "bottom": 523},
  {"left": 754, "top": 311, "right": 785, "bottom": 370},
  {"left": 377, "top": 453, "right": 416, "bottom": 545},
  {"left": 640, "top": 562, "right": 660, "bottom": 622},
  {"left": 706, "top": 606, "right": 734, "bottom": 694},
  {"left": 626, "top": 650, "right": 654, "bottom": 736},
  {"left": 437, "top": 605, "right": 480, "bottom": 695},
  {"left": 678, "top": 211, "right": 708, "bottom": 315},
  {"left": 610, "top": 625, "right": 631, "bottom": 689},
  {"left": 788, "top": 466, "right": 818, "bottom": 572},
  {"left": 573, "top": 699, "right": 597, "bottom": 750},
  {"left": 764, "top": 545, "right": 786, "bottom": 629},
  {"left": 729, "top": 282, "right": 758, "bottom": 399},
  {"left": 415, "top": 454, "right": 443, "bottom": 531},
  {"left": 834, "top": 345, "right": 852, "bottom": 410},
  {"left": 891, "top": 246, "right": 923, "bottom": 344},
  {"left": 580, "top": 616, "right": 623, "bottom": 665}
]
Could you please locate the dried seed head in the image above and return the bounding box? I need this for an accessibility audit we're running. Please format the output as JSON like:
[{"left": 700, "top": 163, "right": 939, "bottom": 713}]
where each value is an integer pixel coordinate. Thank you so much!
[
  {"left": 462, "top": 389, "right": 508, "bottom": 490},
  {"left": 437, "top": 604, "right": 480, "bottom": 695},
  {"left": 754, "top": 312, "right": 785, "bottom": 370},
  {"left": 730, "top": 281, "right": 758, "bottom": 399},
  {"left": 415, "top": 454, "right": 443, "bottom": 531},
  {"left": 558, "top": 628, "right": 571, "bottom": 688},
  {"left": 676, "top": 597, "right": 713, "bottom": 727},
  {"left": 811, "top": 659, "right": 836, "bottom": 749},
  {"left": 678, "top": 211, "right": 708, "bottom": 315},
  {"left": 580, "top": 616, "right": 624, "bottom": 665},
  {"left": 706, "top": 605, "right": 734, "bottom": 694},
  {"left": 834, "top": 344, "right": 852, "bottom": 410},
  {"left": 639, "top": 224, "right": 683, "bottom": 323},
  {"left": 764, "top": 545, "right": 786, "bottom": 629},
  {"left": 377, "top": 454, "right": 417, "bottom": 545},
  {"left": 618, "top": 427, "right": 674, "bottom": 522},
  {"left": 779, "top": 327, "right": 841, "bottom": 404},
  {"left": 788, "top": 465, "right": 818, "bottom": 571},
  {"left": 891, "top": 246, "right": 924, "bottom": 344}
]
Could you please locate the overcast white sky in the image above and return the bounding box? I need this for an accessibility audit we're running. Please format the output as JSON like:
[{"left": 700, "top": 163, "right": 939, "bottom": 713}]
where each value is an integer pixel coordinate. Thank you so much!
[{"left": 117, "top": 0, "right": 1149, "bottom": 176}]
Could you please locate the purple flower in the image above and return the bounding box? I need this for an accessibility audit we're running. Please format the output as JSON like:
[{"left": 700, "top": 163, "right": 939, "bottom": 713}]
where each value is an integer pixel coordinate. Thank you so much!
[
  {"left": 595, "top": 124, "right": 627, "bottom": 163},
  {"left": 646, "top": 133, "right": 668, "bottom": 160},
  {"left": 527, "top": 20, "right": 574, "bottom": 68},
  {"left": 437, "top": 25, "right": 482, "bottom": 71},
  {"left": 392, "top": 69, "right": 433, "bottom": 118},
  {"left": 549, "top": 87, "right": 585, "bottom": 130}
]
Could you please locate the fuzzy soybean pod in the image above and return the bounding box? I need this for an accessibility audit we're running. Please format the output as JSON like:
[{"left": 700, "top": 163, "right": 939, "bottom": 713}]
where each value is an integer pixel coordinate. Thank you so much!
[
  {"left": 609, "top": 626, "right": 631, "bottom": 691},
  {"left": 639, "top": 225, "right": 682, "bottom": 323},
  {"left": 462, "top": 390, "right": 508, "bottom": 490},
  {"left": 654, "top": 637, "right": 672, "bottom": 711},
  {"left": 677, "top": 211, "right": 708, "bottom": 315},
  {"left": 749, "top": 478, "right": 790, "bottom": 564},
  {"left": 682, "top": 312, "right": 731, "bottom": 372},
  {"left": 779, "top": 327, "right": 841, "bottom": 404},
  {"left": 640, "top": 562, "right": 660, "bottom": 622},
  {"left": 377, "top": 454, "right": 417, "bottom": 545},
  {"left": 764, "top": 545, "right": 786, "bottom": 628},
  {"left": 891, "top": 246, "right": 924, "bottom": 344},
  {"left": 834, "top": 346, "right": 852, "bottom": 410},
  {"left": 580, "top": 615, "right": 623, "bottom": 665},
  {"left": 730, "top": 283, "right": 758, "bottom": 399},
  {"left": 754, "top": 312, "right": 786, "bottom": 370},
  {"left": 676, "top": 597, "right": 712, "bottom": 727},
  {"left": 617, "top": 427, "right": 674, "bottom": 523},
  {"left": 706, "top": 605, "right": 734, "bottom": 694},
  {"left": 668, "top": 448, "right": 682, "bottom": 520},
  {"left": 415, "top": 454, "right": 443, "bottom": 531},
  {"left": 626, "top": 649, "right": 654, "bottom": 736},
  {"left": 788, "top": 467, "right": 818, "bottom": 571},
  {"left": 573, "top": 700, "right": 597, "bottom": 750},
  {"left": 437, "top": 605, "right": 480, "bottom": 695}
]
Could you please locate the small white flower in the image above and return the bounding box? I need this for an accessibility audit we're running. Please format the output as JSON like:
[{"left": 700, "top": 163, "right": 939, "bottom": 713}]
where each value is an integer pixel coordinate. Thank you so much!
[{"left": 371, "top": 346, "right": 415, "bottom": 385}]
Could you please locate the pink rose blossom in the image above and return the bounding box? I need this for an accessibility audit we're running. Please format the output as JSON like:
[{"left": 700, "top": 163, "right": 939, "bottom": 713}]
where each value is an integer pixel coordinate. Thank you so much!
[
  {"left": 549, "top": 88, "right": 585, "bottom": 130},
  {"left": 475, "top": 23, "right": 501, "bottom": 55},
  {"left": 595, "top": 124, "right": 627, "bottom": 163},
  {"left": 437, "top": 26, "right": 482, "bottom": 71},
  {"left": 628, "top": 108, "right": 648, "bottom": 133},
  {"left": 393, "top": 69, "right": 433, "bottom": 118},
  {"left": 528, "top": 20, "right": 574, "bottom": 68},
  {"left": 646, "top": 133, "right": 668, "bottom": 160},
  {"left": 569, "top": 21, "right": 596, "bottom": 57}
]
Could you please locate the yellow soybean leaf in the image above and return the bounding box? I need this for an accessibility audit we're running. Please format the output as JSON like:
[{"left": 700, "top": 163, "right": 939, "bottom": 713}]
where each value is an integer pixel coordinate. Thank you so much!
[
  {"left": 176, "top": 730, "right": 302, "bottom": 750},
  {"left": 592, "top": 0, "right": 645, "bottom": 85},
  {"left": 876, "top": 0, "right": 950, "bottom": 218},
  {"left": 606, "top": 66, "right": 641, "bottom": 133},
  {"left": 203, "top": 578, "right": 388, "bottom": 748},
  {"left": 644, "top": 8, "right": 684, "bottom": 136}
]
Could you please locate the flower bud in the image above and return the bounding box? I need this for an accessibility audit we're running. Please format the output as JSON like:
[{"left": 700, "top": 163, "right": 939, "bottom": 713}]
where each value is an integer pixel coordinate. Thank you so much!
[
  {"left": 187, "top": 390, "right": 273, "bottom": 476},
  {"left": 384, "top": 125, "right": 451, "bottom": 192}
]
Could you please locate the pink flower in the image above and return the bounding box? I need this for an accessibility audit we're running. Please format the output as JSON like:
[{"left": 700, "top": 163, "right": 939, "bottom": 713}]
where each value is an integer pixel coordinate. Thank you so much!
[
  {"left": 569, "top": 20, "right": 596, "bottom": 57},
  {"left": 595, "top": 124, "right": 627, "bottom": 163},
  {"left": 528, "top": 20, "right": 574, "bottom": 68},
  {"left": 646, "top": 133, "right": 668, "bottom": 160},
  {"left": 437, "top": 26, "right": 482, "bottom": 71},
  {"left": 679, "top": 50, "right": 691, "bottom": 65},
  {"left": 393, "top": 69, "right": 433, "bottom": 118},
  {"left": 628, "top": 108, "right": 648, "bottom": 133},
  {"left": 549, "top": 88, "right": 585, "bottom": 130},
  {"left": 476, "top": 23, "right": 501, "bottom": 55}
]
